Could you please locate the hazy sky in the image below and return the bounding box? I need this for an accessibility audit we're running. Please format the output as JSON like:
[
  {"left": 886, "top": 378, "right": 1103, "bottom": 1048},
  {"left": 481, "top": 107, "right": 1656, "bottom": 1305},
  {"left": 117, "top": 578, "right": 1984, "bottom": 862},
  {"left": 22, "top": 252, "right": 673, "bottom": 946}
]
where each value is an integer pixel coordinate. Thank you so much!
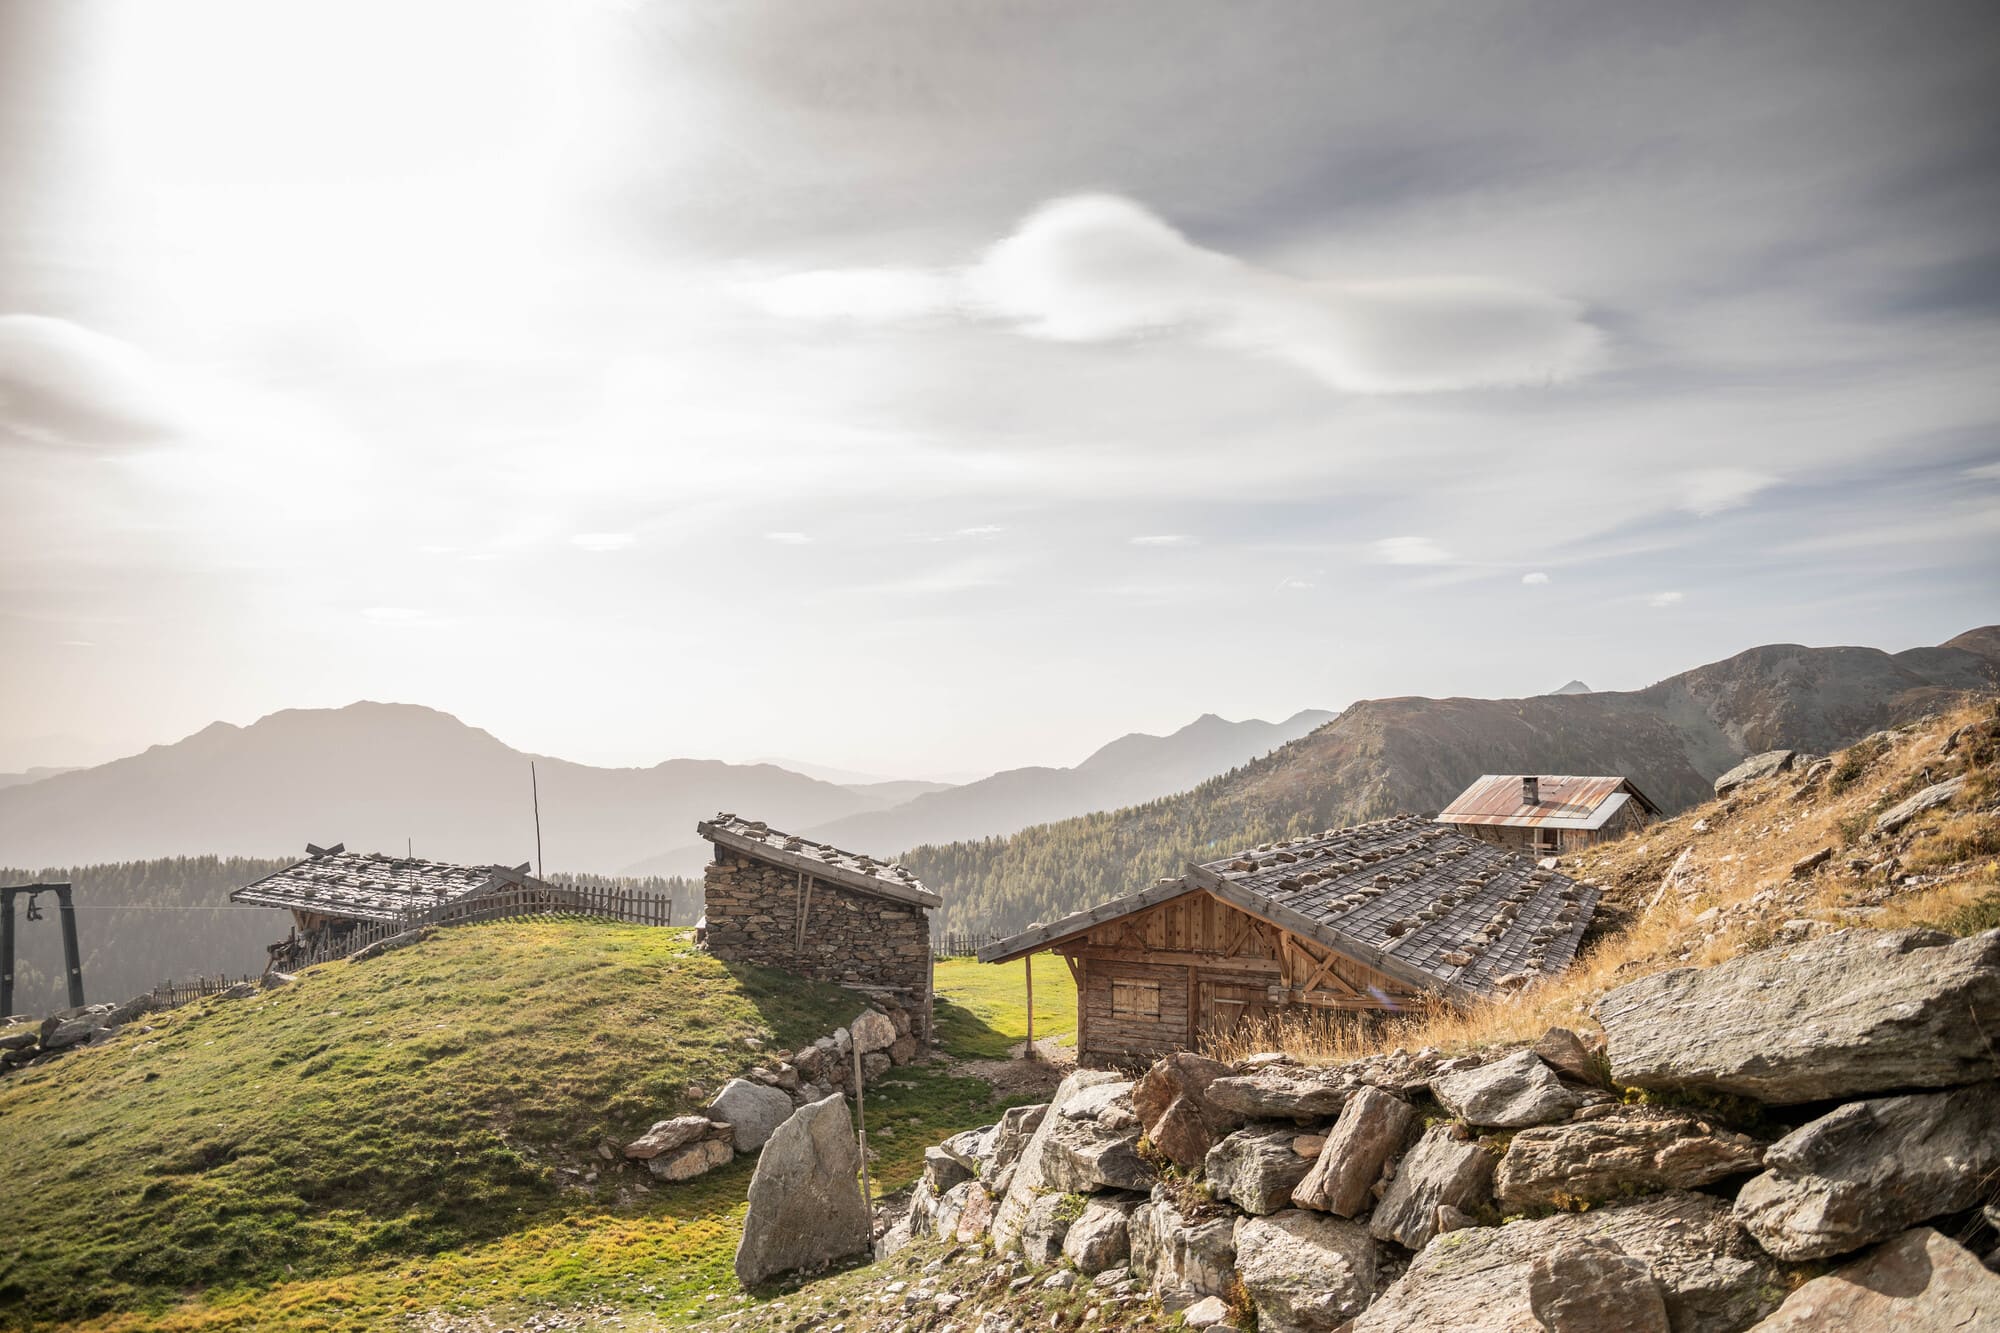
[{"left": 2, "top": 0, "right": 1997, "bottom": 777}]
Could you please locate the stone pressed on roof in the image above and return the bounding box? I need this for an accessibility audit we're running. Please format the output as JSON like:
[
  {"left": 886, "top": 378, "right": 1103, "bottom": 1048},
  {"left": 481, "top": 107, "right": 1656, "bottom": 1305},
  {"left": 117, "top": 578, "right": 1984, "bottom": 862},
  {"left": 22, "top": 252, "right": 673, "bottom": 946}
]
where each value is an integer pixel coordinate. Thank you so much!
[
  {"left": 696, "top": 814, "right": 940, "bottom": 909},
  {"left": 230, "top": 845, "right": 529, "bottom": 923},
  {"left": 982, "top": 814, "right": 1598, "bottom": 1002}
]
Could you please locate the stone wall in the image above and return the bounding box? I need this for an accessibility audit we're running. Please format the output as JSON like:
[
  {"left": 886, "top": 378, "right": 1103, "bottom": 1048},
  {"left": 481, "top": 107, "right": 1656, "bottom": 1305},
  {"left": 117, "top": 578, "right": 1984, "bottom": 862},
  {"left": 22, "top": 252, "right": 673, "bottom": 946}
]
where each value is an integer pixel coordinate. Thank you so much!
[{"left": 702, "top": 845, "right": 933, "bottom": 1044}]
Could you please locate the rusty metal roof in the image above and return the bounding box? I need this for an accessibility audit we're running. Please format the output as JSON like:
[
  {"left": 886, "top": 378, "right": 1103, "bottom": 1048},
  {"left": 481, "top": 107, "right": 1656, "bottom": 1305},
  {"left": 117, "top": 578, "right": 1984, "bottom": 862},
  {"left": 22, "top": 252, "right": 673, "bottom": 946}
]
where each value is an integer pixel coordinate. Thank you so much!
[{"left": 1437, "top": 774, "right": 1659, "bottom": 830}]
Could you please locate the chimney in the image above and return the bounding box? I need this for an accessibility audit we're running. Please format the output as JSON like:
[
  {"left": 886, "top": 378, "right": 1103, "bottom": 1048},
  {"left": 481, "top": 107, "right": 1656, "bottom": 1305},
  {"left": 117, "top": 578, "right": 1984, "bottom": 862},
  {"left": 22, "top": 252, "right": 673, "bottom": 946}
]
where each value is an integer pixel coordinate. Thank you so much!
[{"left": 1521, "top": 776, "right": 1540, "bottom": 806}]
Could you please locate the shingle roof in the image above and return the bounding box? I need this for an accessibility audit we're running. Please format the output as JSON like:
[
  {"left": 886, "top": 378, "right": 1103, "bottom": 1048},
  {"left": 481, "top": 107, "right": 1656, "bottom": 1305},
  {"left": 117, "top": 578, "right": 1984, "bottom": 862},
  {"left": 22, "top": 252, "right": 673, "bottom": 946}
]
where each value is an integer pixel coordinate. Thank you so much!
[
  {"left": 981, "top": 814, "right": 1597, "bottom": 1002},
  {"left": 1439, "top": 774, "right": 1660, "bottom": 830},
  {"left": 230, "top": 844, "right": 529, "bottom": 923},
  {"left": 696, "top": 814, "right": 940, "bottom": 909}
]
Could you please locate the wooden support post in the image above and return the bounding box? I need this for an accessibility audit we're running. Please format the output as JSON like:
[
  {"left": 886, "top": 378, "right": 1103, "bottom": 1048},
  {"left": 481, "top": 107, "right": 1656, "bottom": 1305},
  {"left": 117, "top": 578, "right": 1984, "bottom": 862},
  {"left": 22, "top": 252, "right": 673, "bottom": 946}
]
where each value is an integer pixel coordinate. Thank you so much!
[
  {"left": 852, "top": 1041, "right": 872, "bottom": 1208},
  {"left": 1024, "top": 955, "right": 1035, "bottom": 1060}
]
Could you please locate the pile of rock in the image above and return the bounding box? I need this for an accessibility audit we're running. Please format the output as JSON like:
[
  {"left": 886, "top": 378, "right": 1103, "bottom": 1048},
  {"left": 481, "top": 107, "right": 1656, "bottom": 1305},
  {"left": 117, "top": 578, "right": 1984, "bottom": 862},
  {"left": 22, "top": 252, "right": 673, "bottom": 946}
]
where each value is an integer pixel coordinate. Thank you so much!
[
  {"left": 885, "top": 925, "right": 2000, "bottom": 1331},
  {"left": 2, "top": 988, "right": 206, "bottom": 1073},
  {"left": 624, "top": 1001, "right": 919, "bottom": 1184}
]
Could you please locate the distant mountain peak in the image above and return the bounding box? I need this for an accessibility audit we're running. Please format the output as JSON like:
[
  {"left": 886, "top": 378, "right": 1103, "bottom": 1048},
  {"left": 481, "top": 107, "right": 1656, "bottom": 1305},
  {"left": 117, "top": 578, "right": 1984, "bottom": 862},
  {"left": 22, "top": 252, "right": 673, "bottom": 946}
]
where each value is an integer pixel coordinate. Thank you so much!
[{"left": 1549, "top": 680, "right": 1593, "bottom": 695}]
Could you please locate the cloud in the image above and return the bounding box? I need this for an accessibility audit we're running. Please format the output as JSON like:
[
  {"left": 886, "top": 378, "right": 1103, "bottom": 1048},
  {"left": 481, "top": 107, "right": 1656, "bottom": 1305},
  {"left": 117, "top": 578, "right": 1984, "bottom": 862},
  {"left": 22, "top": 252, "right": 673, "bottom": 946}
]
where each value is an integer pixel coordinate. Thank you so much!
[
  {"left": 1130, "top": 534, "right": 1194, "bottom": 546},
  {"left": 362, "top": 606, "right": 426, "bottom": 623},
  {"left": 1371, "top": 536, "right": 1452, "bottom": 565},
  {"left": 1648, "top": 590, "right": 1685, "bottom": 608},
  {"left": 1522, "top": 571, "right": 1550, "bottom": 585},
  {"left": 1967, "top": 460, "right": 2000, "bottom": 481},
  {"left": 755, "top": 194, "right": 1605, "bottom": 393},
  {"left": 0, "top": 316, "right": 187, "bottom": 450},
  {"left": 572, "top": 532, "right": 636, "bottom": 552},
  {"left": 765, "top": 531, "right": 813, "bottom": 544},
  {"left": 1277, "top": 576, "right": 1315, "bottom": 590},
  {"left": 1681, "top": 468, "right": 1777, "bottom": 516},
  {"left": 954, "top": 525, "right": 1005, "bottom": 538}
]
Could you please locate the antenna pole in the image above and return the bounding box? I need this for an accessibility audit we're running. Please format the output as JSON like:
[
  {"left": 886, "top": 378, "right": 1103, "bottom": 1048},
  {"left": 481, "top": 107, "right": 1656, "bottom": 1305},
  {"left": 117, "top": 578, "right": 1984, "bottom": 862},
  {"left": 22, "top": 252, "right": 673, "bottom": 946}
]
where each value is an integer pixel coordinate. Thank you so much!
[{"left": 531, "top": 761, "right": 544, "bottom": 878}]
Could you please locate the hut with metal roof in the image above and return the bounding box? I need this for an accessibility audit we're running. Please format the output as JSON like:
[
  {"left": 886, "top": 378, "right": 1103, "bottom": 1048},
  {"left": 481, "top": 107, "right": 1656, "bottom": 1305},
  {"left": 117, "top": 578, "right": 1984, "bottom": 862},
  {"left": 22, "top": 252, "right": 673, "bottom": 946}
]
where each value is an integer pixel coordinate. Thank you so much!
[
  {"left": 977, "top": 813, "right": 1598, "bottom": 1066},
  {"left": 695, "top": 814, "right": 939, "bottom": 1047},
  {"left": 1437, "top": 774, "right": 1660, "bottom": 856}
]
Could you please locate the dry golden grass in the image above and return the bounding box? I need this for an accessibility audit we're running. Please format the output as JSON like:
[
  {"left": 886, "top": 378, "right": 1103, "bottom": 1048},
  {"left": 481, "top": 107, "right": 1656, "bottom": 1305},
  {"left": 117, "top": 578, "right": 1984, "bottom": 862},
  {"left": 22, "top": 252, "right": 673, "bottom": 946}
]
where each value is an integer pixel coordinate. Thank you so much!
[{"left": 1204, "top": 697, "right": 2000, "bottom": 1067}]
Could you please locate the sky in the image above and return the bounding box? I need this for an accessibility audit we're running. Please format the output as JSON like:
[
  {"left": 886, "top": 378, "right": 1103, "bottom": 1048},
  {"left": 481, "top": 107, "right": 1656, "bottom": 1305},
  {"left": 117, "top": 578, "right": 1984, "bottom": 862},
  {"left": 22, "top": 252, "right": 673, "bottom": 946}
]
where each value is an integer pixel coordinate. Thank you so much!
[{"left": 1, "top": 0, "right": 1997, "bottom": 779}]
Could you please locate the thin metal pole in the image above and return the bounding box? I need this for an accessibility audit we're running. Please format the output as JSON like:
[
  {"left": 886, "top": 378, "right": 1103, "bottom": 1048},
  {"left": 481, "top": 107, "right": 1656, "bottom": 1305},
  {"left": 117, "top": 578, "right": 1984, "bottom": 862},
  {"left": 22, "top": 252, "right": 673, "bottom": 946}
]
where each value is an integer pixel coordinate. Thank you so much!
[
  {"left": 530, "top": 761, "right": 544, "bottom": 878},
  {"left": 55, "top": 885, "right": 84, "bottom": 1009},
  {"left": 0, "top": 889, "right": 15, "bottom": 1017}
]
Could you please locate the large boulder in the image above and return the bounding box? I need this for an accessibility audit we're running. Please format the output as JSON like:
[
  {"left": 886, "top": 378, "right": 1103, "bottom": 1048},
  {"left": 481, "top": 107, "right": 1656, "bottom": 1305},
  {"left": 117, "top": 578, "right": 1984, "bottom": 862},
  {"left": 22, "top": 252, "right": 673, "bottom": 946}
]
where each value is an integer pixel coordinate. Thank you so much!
[
  {"left": 1494, "top": 1106, "right": 1765, "bottom": 1210},
  {"left": 1235, "top": 1209, "right": 1379, "bottom": 1333},
  {"left": 1714, "top": 749, "right": 1795, "bottom": 797},
  {"left": 1205, "top": 1126, "right": 1315, "bottom": 1215},
  {"left": 1293, "top": 1084, "right": 1417, "bottom": 1216},
  {"left": 1746, "top": 1227, "right": 2000, "bottom": 1330},
  {"left": 979, "top": 1102, "right": 1048, "bottom": 1184},
  {"left": 1206, "top": 1065, "right": 1348, "bottom": 1120},
  {"left": 1020, "top": 1192, "right": 1075, "bottom": 1268},
  {"left": 1062, "top": 1195, "right": 1139, "bottom": 1273},
  {"left": 991, "top": 1071, "right": 1134, "bottom": 1250},
  {"left": 1430, "top": 1050, "right": 1584, "bottom": 1128},
  {"left": 1732, "top": 1083, "right": 2000, "bottom": 1261},
  {"left": 1593, "top": 927, "right": 2000, "bottom": 1103},
  {"left": 1131, "top": 1052, "right": 1240, "bottom": 1167},
  {"left": 705, "top": 1078, "right": 797, "bottom": 1153},
  {"left": 733, "top": 1094, "right": 870, "bottom": 1285},
  {"left": 1368, "top": 1124, "right": 1496, "bottom": 1252},
  {"left": 1874, "top": 776, "right": 1965, "bottom": 834},
  {"left": 849, "top": 1008, "right": 898, "bottom": 1055},
  {"left": 1353, "top": 1192, "right": 1791, "bottom": 1333},
  {"left": 1129, "top": 1192, "right": 1237, "bottom": 1312},
  {"left": 923, "top": 1144, "right": 973, "bottom": 1195},
  {"left": 1527, "top": 1240, "right": 1670, "bottom": 1333},
  {"left": 650, "top": 1135, "right": 733, "bottom": 1182}
]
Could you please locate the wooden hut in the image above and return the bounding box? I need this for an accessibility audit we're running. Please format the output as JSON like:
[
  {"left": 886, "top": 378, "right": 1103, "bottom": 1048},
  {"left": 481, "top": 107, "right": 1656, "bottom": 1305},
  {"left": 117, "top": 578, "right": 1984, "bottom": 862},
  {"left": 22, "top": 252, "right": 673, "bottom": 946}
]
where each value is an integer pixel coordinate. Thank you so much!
[
  {"left": 1438, "top": 774, "right": 1660, "bottom": 855},
  {"left": 977, "top": 814, "right": 1597, "bottom": 1066}
]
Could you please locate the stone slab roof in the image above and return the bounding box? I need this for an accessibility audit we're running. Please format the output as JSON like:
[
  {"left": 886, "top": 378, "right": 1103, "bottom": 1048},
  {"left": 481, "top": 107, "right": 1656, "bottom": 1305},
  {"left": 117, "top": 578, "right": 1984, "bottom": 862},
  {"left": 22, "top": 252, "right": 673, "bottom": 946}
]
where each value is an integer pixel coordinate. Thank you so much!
[
  {"left": 1439, "top": 774, "right": 1661, "bottom": 830},
  {"left": 230, "top": 844, "right": 531, "bottom": 924},
  {"left": 982, "top": 813, "right": 1597, "bottom": 1002},
  {"left": 696, "top": 814, "right": 940, "bottom": 910}
]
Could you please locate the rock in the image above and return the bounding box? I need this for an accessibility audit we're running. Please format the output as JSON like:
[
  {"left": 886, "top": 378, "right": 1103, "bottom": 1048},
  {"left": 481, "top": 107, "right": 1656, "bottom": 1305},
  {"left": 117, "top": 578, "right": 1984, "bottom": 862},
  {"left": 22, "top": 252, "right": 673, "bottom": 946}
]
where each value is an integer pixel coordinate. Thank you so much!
[
  {"left": 906, "top": 1177, "right": 941, "bottom": 1237},
  {"left": 1532, "top": 1027, "right": 1606, "bottom": 1086},
  {"left": 0, "top": 1030, "right": 35, "bottom": 1053},
  {"left": 981, "top": 1103, "right": 1048, "bottom": 1184},
  {"left": 938, "top": 1124, "right": 994, "bottom": 1172},
  {"left": 1430, "top": 1050, "right": 1583, "bottom": 1128},
  {"left": 924, "top": 1144, "right": 973, "bottom": 1195},
  {"left": 1180, "top": 1295, "right": 1230, "bottom": 1328},
  {"left": 1040, "top": 1268, "right": 1074, "bottom": 1291},
  {"left": 1732, "top": 1083, "right": 2000, "bottom": 1261},
  {"left": 1292, "top": 1085, "right": 1418, "bottom": 1216},
  {"left": 1594, "top": 927, "right": 2000, "bottom": 1103},
  {"left": 1353, "top": 1191, "right": 1791, "bottom": 1333},
  {"left": 861, "top": 1051, "right": 891, "bottom": 1081},
  {"left": 991, "top": 1071, "right": 1134, "bottom": 1250},
  {"left": 1128, "top": 1193, "right": 1236, "bottom": 1311},
  {"left": 1206, "top": 1065, "right": 1347, "bottom": 1120},
  {"left": 705, "top": 1078, "right": 797, "bottom": 1153},
  {"left": 1714, "top": 749, "right": 1795, "bottom": 798},
  {"left": 1526, "top": 1240, "right": 1670, "bottom": 1333},
  {"left": 933, "top": 1180, "right": 974, "bottom": 1239},
  {"left": 1131, "top": 1051, "right": 1239, "bottom": 1168},
  {"left": 1235, "top": 1210, "right": 1379, "bottom": 1332},
  {"left": 1019, "top": 1192, "right": 1076, "bottom": 1268},
  {"left": 733, "top": 1094, "right": 870, "bottom": 1285},
  {"left": 1062, "top": 1196, "right": 1138, "bottom": 1273},
  {"left": 1292, "top": 1134, "right": 1325, "bottom": 1158},
  {"left": 874, "top": 1215, "right": 914, "bottom": 1260},
  {"left": 36, "top": 1015, "right": 95, "bottom": 1051},
  {"left": 888, "top": 1035, "right": 918, "bottom": 1065},
  {"left": 953, "top": 1182, "right": 995, "bottom": 1242},
  {"left": 1874, "top": 777, "right": 1967, "bottom": 834},
  {"left": 1746, "top": 1227, "right": 2000, "bottom": 1330},
  {"left": 1368, "top": 1124, "right": 1496, "bottom": 1252},
  {"left": 648, "top": 1135, "right": 733, "bottom": 1182},
  {"left": 850, "top": 1008, "right": 897, "bottom": 1055},
  {"left": 1205, "top": 1126, "right": 1315, "bottom": 1215},
  {"left": 1789, "top": 847, "right": 1832, "bottom": 878},
  {"left": 625, "top": 1115, "right": 723, "bottom": 1160},
  {"left": 1494, "top": 1106, "right": 1765, "bottom": 1210}
]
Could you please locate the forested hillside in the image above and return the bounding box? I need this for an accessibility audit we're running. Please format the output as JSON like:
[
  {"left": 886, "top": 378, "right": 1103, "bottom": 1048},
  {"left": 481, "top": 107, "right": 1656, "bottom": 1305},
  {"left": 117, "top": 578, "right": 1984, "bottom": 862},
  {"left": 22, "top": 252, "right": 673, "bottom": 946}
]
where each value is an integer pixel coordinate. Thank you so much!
[{"left": 910, "top": 627, "right": 2000, "bottom": 935}]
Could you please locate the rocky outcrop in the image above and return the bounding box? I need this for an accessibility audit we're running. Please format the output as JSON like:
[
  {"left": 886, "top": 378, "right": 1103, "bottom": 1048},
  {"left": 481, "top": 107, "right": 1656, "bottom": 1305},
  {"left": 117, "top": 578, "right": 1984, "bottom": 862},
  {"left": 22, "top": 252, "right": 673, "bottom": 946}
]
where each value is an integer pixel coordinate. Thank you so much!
[
  {"left": 1873, "top": 776, "right": 1965, "bottom": 834},
  {"left": 1368, "top": 1124, "right": 1495, "bottom": 1251},
  {"left": 1128, "top": 1191, "right": 1237, "bottom": 1311},
  {"left": 1526, "top": 1240, "right": 1669, "bottom": 1333},
  {"left": 922, "top": 1144, "right": 972, "bottom": 1195},
  {"left": 991, "top": 1071, "right": 1136, "bottom": 1250},
  {"left": 1746, "top": 1227, "right": 2000, "bottom": 1329},
  {"left": 1593, "top": 927, "right": 2000, "bottom": 1103},
  {"left": 1234, "top": 1210, "right": 1379, "bottom": 1333},
  {"left": 979, "top": 1102, "right": 1047, "bottom": 1186},
  {"left": 1430, "top": 1050, "right": 1583, "bottom": 1128},
  {"left": 1731, "top": 1083, "right": 2000, "bottom": 1260},
  {"left": 705, "top": 1078, "right": 796, "bottom": 1153},
  {"left": 1714, "top": 749, "right": 1795, "bottom": 797},
  {"left": 1204, "top": 1126, "right": 1314, "bottom": 1215},
  {"left": 1018, "top": 1193, "right": 1074, "bottom": 1268},
  {"left": 733, "top": 1094, "right": 870, "bottom": 1285},
  {"left": 1292, "top": 1085, "right": 1416, "bottom": 1216},
  {"left": 1354, "top": 1192, "right": 1790, "bottom": 1333},
  {"left": 1061, "top": 1195, "right": 1137, "bottom": 1273},
  {"left": 1131, "top": 1051, "right": 1238, "bottom": 1167},
  {"left": 1205, "top": 1064, "right": 1348, "bottom": 1120},
  {"left": 1494, "top": 1106, "right": 1765, "bottom": 1210}
]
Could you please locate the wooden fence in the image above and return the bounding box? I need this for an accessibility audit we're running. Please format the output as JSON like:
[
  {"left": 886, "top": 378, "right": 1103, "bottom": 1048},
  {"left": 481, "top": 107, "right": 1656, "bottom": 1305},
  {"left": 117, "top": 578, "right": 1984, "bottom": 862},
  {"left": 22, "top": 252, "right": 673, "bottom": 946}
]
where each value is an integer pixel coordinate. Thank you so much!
[
  {"left": 932, "top": 930, "right": 1005, "bottom": 960},
  {"left": 147, "top": 973, "right": 263, "bottom": 1010}
]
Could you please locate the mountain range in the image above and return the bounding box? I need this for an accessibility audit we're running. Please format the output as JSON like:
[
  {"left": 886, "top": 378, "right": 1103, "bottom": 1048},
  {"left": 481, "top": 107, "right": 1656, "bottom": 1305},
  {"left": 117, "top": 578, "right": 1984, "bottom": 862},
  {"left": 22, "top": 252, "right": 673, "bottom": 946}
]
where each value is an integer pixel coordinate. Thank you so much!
[
  {"left": 904, "top": 626, "right": 2000, "bottom": 936},
  {"left": 0, "top": 702, "right": 1331, "bottom": 874}
]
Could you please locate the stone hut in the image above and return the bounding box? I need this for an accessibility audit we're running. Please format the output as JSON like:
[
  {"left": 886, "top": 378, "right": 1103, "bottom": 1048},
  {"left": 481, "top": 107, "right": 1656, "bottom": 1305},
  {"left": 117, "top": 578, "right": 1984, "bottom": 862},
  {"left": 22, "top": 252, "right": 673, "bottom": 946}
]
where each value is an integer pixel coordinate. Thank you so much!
[
  {"left": 1437, "top": 774, "right": 1660, "bottom": 856},
  {"left": 696, "top": 814, "right": 938, "bottom": 1047}
]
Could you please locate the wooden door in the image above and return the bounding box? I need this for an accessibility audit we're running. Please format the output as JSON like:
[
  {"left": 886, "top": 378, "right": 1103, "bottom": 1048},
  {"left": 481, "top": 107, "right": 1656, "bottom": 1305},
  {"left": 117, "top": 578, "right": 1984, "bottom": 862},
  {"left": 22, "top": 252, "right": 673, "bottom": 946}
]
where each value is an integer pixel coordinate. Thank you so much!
[{"left": 1198, "top": 979, "right": 1271, "bottom": 1038}]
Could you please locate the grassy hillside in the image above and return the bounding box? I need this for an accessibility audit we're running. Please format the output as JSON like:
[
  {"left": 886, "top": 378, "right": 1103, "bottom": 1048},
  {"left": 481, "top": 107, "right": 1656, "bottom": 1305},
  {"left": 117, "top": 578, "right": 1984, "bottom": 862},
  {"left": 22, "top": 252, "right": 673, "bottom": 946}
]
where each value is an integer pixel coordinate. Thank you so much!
[{"left": 0, "top": 922, "right": 1037, "bottom": 1332}]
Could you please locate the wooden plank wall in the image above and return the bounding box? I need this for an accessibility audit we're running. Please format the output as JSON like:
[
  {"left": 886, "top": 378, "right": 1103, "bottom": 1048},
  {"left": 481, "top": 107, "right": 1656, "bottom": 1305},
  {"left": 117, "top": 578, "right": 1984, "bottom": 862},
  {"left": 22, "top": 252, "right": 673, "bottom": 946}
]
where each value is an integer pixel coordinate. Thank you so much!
[{"left": 1078, "top": 959, "right": 1190, "bottom": 1061}]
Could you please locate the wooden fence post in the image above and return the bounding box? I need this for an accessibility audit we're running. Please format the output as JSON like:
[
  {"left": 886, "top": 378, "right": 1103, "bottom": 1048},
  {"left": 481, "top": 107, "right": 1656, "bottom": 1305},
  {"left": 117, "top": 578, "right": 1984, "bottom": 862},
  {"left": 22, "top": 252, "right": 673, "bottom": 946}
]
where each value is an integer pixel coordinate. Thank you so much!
[{"left": 852, "top": 1041, "right": 871, "bottom": 1208}]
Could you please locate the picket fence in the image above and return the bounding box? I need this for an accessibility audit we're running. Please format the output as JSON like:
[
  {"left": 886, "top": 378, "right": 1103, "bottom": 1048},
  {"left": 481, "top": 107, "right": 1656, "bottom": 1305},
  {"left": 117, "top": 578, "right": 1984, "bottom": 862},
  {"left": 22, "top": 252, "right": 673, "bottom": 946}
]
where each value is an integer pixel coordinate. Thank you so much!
[{"left": 931, "top": 930, "right": 1005, "bottom": 960}]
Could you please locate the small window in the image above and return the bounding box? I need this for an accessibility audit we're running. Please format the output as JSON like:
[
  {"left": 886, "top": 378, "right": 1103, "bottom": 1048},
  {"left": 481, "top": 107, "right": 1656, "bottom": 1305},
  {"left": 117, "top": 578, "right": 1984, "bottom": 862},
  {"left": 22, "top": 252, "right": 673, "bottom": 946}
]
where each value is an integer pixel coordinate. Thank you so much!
[{"left": 1111, "top": 979, "right": 1162, "bottom": 1019}]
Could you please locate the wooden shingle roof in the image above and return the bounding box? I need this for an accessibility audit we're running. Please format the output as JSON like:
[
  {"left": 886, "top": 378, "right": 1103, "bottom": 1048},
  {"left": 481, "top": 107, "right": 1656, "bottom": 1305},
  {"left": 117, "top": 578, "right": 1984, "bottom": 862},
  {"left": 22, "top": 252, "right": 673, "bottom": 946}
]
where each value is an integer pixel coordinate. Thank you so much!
[
  {"left": 1439, "top": 774, "right": 1661, "bottom": 830},
  {"left": 230, "top": 844, "right": 532, "bottom": 924},
  {"left": 696, "top": 814, "right": 940, "bottom": 909},
  {"left": 980, "top": 814, "right": 1597, "bottom": 1002}
]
